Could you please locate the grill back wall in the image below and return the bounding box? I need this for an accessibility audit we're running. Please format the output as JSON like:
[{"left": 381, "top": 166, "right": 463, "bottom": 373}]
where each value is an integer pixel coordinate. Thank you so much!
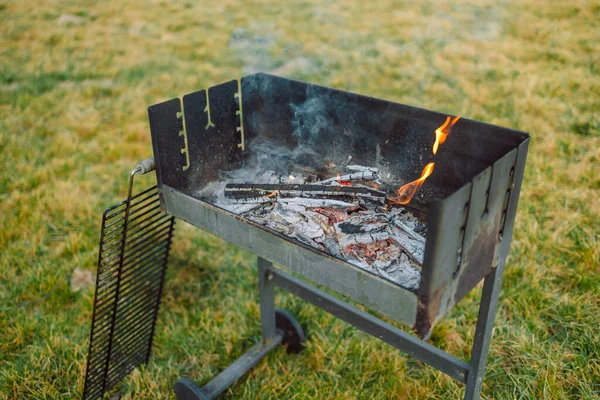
[{"left": 149, "top": 73, "right": 529, "bottom": 335}]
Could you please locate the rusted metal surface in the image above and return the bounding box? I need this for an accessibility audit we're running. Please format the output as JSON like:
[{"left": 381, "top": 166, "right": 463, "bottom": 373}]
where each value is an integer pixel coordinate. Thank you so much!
[
  {"left": 416, "top": 183, "right": 471, "bottom": 336},
  {"left": 457, "top": 148, "right": 517, "bottom": 300},
  {"left": 497, "top": 139, "right": 530, "bottom": 266},
  {"left": 416, "top": 145, "right": 526, "bottom": 336}
]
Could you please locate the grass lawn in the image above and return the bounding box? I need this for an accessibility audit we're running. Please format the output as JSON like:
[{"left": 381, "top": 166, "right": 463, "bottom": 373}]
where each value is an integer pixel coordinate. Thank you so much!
[{"left": 1, "top": 0, "right": 599, "bottom": 398}]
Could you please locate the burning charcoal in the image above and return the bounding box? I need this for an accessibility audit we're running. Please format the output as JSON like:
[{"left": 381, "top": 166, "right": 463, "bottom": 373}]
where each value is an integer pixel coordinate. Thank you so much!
[
  {"left": 345, "top": 252, "right": 373, "bottom": 272},
  {"left": 262, "top": 219, "right": 294, "bottom": 235},
  {"left": 216, "top": 202, "right": 264, "bottom": 214},
  {"left": 302, "top": 210, "right": 334, "bottom": 234},
  {"left": 285, "top": 164, "right": 321, "bottom": 182},
  {"left": 292, "top": 232, "right": 323, "bottom": 249},
  {"left": 391, "top": 218, "right": 426, "bottom": 244},
  {"left": 371, "top": 241, "right": 403, "bottom": 270},
  {"left": 372, "top": 258, "right": 395, "bottom": 270},
  {"left": 389, "top": 226, "right": 425, "bottom": 265},
  {"left": 315, "top": 171, "right": 380, "bottom": 186},
  {"left": 345, "top": 165, "right": 379, "bottom": 174},
  {"left": 378, "top": 253, "right": 421, "bottom": 291},
  {"left": 228, "top": 196, "right": 273, "bottom": 204},
  {"left": 341, "top": 241, "right": 421, "bottom": 291},
  {"left": 316, "top": 236, "right": 344, "bottom": 259},
  {"left": 253, "top": 203, "right": 275, "bottom": 216},
  {"left": 336, "top": 214, "right": 385, "bottom": 233},
  {"left": 212, "top": 162, "right": 427, "bottom": 287},
  {"left": 337, "top": 227, "right": 390, "bottom": 248},
  {"left": 272, "top": 206, "right": 303, "bottom": 226},
  {"left": 315, "top": 208, "right": 350, "bottom": 223},
  {"left": 344, "top": 165, "right": 383, "bottom": 186},
  {"left": 344, "top": 212, "right": 388, "bottom": 225},
  {"left": 278, "top": 202, "right": 306, "bottom": 214},
  {"left": 278, "top": 198, "right": 357, "bottom": 209},
  {"left": 414, "top": 222, "right": 427, "bottom": 236},
  {"left": 279, "top": 174, "right": 308, "bottom": 185},
  {"left": 295, "top": 213, "right": 325, "bottom": 239},
  {"left": 389, "top": 206, "right": 421, "bottom": 225}
]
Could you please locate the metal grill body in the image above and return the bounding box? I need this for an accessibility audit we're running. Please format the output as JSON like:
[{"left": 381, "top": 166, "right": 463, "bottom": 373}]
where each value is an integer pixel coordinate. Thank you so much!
[
  {"left": 148, "top": 73, "right": 529, "bottom": 335},
  {"left": 83, "top": 184, "right": 175, "bottom": 400},
  {"left": 82, "top": 74, "right": 529, "bottom": 400}
]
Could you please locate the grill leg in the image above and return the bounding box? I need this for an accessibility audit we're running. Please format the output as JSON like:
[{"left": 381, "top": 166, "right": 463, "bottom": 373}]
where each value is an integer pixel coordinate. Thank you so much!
[
  {"left": 174, "top": 258, "right": 305, "bottom": 400},
  {"left": 463, "top": 264, "right": 505, "bottom": 400},
  {"left": 258, "top": 257, "right": 277, "bottom": 341}
]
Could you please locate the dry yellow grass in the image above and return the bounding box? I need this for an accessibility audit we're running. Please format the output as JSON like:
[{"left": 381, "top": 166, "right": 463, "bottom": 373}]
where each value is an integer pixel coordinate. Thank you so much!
[{"left": 1, "top": 0, "right": 599, "bottom": 399}]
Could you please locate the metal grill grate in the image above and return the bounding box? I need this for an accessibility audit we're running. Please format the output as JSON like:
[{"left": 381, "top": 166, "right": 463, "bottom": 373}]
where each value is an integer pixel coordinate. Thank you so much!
[{"left": 82, "top": 184, "right": 175, "bottom": 400}]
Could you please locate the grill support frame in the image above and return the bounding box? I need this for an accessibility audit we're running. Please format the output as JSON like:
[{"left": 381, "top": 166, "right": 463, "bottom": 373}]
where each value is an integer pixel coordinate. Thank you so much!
[{"left": 173, "top": 256, "right": 503, "bottom": 399}]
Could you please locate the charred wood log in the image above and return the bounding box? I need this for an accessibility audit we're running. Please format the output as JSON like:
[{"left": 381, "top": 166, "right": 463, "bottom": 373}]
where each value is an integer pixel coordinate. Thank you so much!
[
  {"left": 224, "top": 183, "right": 386, "bottom": 205},
  {"left": 280, "top": 198, "right": 358, "bottom": 208},
  {"left": 223, "top": 195, "right": 358, "bottom": 209},
  {"left": 389, "top": 226, "right": 425, "bottom": 265},
  {"left": 345, "top": 165, "right": 379, "bottom": 173},
  {"left": 314, "top": 171, "right": 380, "bottom": 186},
  {"left": 391, "top": 218, "right": 426, "bottom": 244}
]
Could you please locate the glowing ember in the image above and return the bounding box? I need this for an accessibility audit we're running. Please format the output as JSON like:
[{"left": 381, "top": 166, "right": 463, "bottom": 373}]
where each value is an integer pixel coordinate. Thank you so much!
[
  {"left": 389, "top": 162, "right": 435, "bottom": 204},
  {"left": 336, "top": 174, "right": 352, "bottom": 186},
  {"left": 433, "top": 116, "right": 460, "bottom": 155}
]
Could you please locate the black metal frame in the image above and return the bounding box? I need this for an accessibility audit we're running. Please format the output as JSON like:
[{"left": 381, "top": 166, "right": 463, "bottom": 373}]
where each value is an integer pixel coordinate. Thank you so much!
[
  {"left": 174, "top": 255, "right": 504, "bottom": 399},
  {"left": 83, "top": 160, "right": 176, "bottom": 400}
]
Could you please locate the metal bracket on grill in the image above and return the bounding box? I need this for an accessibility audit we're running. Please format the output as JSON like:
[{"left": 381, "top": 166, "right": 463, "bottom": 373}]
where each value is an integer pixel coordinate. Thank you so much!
[
  {"left": 235, "top": 78, "right": 245, "bottom": 151},
  {"left": 82, "top": 158, "right": 176, "bottom": 400}
]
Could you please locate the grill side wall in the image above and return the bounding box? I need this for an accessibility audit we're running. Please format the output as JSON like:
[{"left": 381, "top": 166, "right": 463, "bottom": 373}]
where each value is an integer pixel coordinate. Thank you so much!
[{"left": 417, "top": 139, "right": 529, "bottom": 335}]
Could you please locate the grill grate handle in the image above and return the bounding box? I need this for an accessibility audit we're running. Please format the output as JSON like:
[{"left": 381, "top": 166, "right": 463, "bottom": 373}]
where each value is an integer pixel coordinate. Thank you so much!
[{"left": 82, "top": 161, "right": 175, "bottom": 400}]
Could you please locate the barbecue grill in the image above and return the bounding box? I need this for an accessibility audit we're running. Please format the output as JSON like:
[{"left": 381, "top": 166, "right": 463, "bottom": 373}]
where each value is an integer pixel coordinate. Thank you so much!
[{"left": 83, "top": 73, "right": 529, "bottom": 400}]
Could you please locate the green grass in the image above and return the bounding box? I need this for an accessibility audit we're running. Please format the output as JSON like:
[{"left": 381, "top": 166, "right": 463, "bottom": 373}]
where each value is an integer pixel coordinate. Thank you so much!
[{"left": 1, "top": 0, "right": 599, "bottom": 398}]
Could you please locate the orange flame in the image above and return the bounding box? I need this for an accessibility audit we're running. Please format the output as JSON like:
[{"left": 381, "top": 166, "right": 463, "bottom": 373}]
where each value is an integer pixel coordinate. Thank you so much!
[
  {"left": 266, "top": 190, "right": 278, "bottom": 198},
  {"left": 288, "top": 175, "right": 294, "bottom": 184},
  {"left": 390, "top": 162, "right": 435, "bottom": 204},
  {"left": 390, "top": 115, "right": 460, "bottom": 204},
  {"left": 433, "top": 116, "right": 460, "bottom": 155}
]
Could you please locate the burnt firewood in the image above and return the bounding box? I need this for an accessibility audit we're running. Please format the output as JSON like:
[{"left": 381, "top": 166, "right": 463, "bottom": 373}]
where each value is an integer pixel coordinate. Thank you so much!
[
  {"left": 224, "top": 195, "right": 358, "bottom": 209},
  {"left": 391, "top": 218, "right": 426, "bottom": 244},
  {"left": 314, "top": 171, "right": 380, "bottom": 186},
  {"left": 224, "top": 183, "right": 386, "bottom": 205},
  {"left": 345, "top": 165, "right": 379, "bottom": 173},
  {"left": 319, "top": 236, "right": 344, "bottom": 259},
  {"left": 280, "top": 198, "right": 358, "bottom": 208},
  {"left": 216, "top": 202, "right": 263, "bottom": 214},
  {"left": 389, "top": 226, "right": 425, "bottom": 265}
]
